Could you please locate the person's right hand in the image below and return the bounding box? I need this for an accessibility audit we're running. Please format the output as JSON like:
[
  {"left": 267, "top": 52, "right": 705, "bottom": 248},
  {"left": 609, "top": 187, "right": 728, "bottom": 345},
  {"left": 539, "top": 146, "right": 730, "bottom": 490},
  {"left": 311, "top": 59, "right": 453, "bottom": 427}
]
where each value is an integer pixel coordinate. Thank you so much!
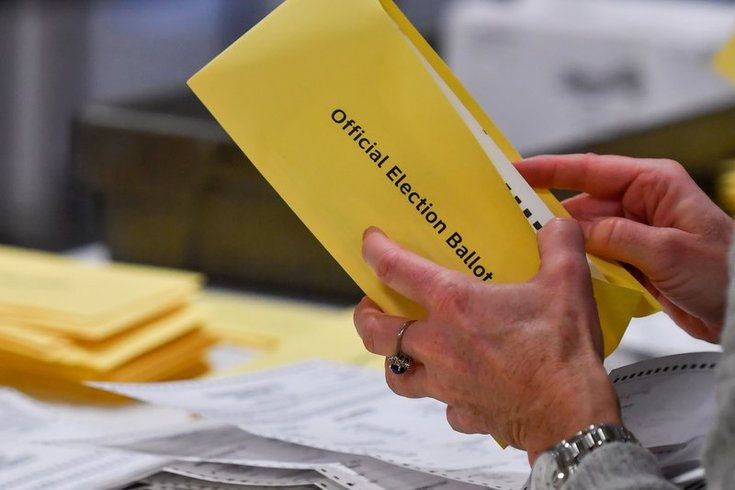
[{"left": 516, "top": 154, "right": 734, "bottom": 343}]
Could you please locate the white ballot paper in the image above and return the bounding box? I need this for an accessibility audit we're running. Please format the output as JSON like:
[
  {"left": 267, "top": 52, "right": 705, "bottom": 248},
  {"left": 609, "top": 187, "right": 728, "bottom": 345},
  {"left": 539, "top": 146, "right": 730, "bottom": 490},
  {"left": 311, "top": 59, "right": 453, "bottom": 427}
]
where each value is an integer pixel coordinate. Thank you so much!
[
  {"left": 69, "top": 419, "right": 491, "bottom": 490},
  {"left": 126, "top": 471, "right": 317, "bottom": 489},
  {"left": 161, "top": 461, "right": 347, "bottom": 490},
  {"left": 610, "top": 351, "right": 720, "bottom": 485},
  {"left": 0, "top": 388, "right": 168, "bottom": 490},
  {"left": 92, "top": 353, "right": 721, "bottom": 489},
  {"left": 92, "top": 362, "right": 530, "bottom": 489}
]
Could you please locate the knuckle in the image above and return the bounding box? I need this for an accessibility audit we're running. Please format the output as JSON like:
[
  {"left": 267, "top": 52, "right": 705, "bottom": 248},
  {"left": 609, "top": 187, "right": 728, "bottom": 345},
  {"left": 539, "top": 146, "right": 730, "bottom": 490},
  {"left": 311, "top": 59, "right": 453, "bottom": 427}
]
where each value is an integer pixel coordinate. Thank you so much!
[
  {"left": 446, "top": 406, "right": 479, "bottom": 434},
  {"left": 541, "top": 244, "right": 589, "bottom": 282},
  {"left": 352, "top": 298, "right": 370, "bottom": 329},
  {"left": 581, "top": 152, "right": 600, "bottom": 164},
  {"left": 358, "top": 314, "right": 382, "bottom": 354},
  {"left": 555, "top": 252, "right": 589, "bottom": 280},
  {"left": 641, "top": 159, "right": 688, "bottom": 196},
  {"left": 659, "top": 158, "right": 687, "bottom": 176},
  {"left": 591, "top": 216, "right": 627, "bottom": 249},
  {"left": 650, "top": 230, "right": 684, "bottom": 270},
  {"left": 431, "top": 372, "right": 461, "bottom": 406},
  {"left": 361, "top": 331, "right": 378, "bottom": 353},
  {"left": 428, "top": 271, "right": 470, "bottom": 318},
  {"left": 445, "top": 406, "right": 464, "bottom": 432},
  {"left": 374, "top": 247, "right": 402, "bottom": 284}
]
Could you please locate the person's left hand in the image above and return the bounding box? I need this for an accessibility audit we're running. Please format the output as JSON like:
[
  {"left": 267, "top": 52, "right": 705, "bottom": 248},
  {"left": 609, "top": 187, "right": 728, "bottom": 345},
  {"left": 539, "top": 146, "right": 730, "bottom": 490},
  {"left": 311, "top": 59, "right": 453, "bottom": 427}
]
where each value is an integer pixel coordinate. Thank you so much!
[{"left": 354, "top": 219, "right": 622, "bottom": 462}]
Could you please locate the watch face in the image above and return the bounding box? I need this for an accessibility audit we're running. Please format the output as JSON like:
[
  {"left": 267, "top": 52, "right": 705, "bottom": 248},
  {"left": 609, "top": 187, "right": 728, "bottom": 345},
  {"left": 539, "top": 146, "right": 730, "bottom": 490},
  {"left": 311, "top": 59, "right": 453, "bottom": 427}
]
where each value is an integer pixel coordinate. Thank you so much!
[
  {"left": 531, "top": 451, "right": 566, "bottom": 489},
  {"left": 551, "top": 450, "right": 579, "bottom": 488}
]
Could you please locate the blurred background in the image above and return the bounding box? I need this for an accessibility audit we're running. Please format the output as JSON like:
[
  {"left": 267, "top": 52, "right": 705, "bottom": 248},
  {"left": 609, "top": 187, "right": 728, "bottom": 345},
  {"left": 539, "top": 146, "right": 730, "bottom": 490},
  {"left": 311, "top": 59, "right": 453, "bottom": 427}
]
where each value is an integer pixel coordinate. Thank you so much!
[{"left": 1, "top": 0, "right": 735, "bottom": 302}]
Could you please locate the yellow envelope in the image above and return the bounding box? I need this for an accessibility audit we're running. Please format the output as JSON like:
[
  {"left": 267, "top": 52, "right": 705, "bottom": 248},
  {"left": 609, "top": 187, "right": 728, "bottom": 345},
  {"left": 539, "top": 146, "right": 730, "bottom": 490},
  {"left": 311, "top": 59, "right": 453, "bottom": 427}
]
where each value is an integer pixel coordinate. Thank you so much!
[
  {"left": 0, "top": 328, "right": 212, "bottom": 382},
  {"left": 714, "top": 32, "right": 735, "bottom": 83},
  {"left": 189, "top": 0, "right": 659, "bottom": 356},
  {"left": 0, "top": 245, "right": 201, "bottom": 340},
  {"left": 0, "top": 306, "right": 203, "bottom": 372}
]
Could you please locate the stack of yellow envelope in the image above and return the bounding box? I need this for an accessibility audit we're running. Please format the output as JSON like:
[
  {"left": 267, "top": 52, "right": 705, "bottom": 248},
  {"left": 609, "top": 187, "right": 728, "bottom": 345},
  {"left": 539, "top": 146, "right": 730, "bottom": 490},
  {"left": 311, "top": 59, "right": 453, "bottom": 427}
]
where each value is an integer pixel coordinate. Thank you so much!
[{"left": 0, "top": 245, "right": 212, "bottom": 400}]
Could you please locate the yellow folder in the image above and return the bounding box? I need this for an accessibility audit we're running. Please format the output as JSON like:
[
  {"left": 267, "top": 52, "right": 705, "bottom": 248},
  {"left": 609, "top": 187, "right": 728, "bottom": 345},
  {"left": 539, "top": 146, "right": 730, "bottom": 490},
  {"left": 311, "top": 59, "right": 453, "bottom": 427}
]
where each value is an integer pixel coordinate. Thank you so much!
[{"left": 189, "top": 0, "right": 659, "bottom": 355}]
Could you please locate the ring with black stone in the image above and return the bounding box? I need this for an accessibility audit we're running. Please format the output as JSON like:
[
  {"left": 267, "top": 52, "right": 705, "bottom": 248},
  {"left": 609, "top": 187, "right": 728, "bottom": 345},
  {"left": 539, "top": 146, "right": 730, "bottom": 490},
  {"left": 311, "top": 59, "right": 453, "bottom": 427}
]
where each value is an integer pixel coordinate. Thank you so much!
[{"left": 387, "top": 319, "right": 416, "bottom": 375}]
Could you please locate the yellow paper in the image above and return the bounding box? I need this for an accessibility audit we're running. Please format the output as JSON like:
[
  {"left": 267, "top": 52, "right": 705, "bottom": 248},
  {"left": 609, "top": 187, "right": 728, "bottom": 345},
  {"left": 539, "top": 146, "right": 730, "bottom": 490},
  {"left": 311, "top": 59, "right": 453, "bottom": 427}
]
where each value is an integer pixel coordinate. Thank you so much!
[
  {"left": 189, "top": 0, "right": 659, "bottom": 356},
  {"left": 0, "top": 245, "right": 201, "bottom": 340},
  {"left": 0, "top": 306, "right": 202, "bottom": 371},
  {"left": 714, "top": 32, "right": 735, "bottom": 83},
  {"left": 0, "top": 328, "right": 213, "bottom": 382}
]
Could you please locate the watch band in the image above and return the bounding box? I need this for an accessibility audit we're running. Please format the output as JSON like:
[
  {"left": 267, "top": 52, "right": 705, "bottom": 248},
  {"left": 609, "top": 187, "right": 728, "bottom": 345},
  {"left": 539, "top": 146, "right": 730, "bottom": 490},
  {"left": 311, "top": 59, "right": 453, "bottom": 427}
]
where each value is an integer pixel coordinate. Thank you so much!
[{"left": 548, "top": 423, "right": 639, "bottom": 488}]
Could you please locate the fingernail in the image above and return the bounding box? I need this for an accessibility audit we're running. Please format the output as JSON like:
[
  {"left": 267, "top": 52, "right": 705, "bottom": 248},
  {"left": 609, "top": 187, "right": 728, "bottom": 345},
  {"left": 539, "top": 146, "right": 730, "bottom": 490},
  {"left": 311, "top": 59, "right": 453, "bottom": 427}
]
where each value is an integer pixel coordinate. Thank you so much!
[{"left": 363, "top": 226, "right": 385, "bottom": 240}]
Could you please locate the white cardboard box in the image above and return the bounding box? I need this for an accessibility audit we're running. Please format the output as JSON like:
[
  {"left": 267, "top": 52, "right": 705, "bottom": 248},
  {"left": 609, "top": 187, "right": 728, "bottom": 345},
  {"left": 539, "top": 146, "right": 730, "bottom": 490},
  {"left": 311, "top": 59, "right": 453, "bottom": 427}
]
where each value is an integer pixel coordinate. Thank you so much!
[{"left": 442, "top": 0, "right": 735, "bottom": 153}]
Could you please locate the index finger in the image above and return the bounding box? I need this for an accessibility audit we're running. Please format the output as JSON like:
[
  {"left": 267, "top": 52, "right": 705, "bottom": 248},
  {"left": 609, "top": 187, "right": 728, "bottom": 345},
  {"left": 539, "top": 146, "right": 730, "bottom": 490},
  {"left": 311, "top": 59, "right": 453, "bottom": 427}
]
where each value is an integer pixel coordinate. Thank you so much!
[
  {"left": 362, "top": 227, "right": 465, "bottom": 308},
  {"left": 515, "top": 153, "right": 655, "bottom": 198}
]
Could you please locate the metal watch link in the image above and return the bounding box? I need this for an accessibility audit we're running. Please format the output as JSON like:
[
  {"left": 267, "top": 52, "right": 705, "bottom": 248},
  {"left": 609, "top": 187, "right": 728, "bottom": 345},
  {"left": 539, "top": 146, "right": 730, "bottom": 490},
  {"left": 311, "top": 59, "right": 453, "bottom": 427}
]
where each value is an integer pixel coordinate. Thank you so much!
[{"left": 547, "top": 423, "right": 640, "bottom": 488}]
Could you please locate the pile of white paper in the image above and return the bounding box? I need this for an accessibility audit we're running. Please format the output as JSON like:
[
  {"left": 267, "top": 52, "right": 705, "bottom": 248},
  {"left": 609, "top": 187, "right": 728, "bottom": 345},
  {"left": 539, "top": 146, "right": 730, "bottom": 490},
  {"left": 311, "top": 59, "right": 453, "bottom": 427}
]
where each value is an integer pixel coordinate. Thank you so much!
[{"left": 1, "top": 351, "right": 719, "bottom": 489}]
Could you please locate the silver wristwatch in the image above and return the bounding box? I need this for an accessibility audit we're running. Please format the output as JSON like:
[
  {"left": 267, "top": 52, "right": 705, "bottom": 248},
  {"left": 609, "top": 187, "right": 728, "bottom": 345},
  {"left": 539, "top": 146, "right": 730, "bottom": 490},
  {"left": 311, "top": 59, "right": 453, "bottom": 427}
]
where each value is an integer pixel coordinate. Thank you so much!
[{"left": 547, "top": 423, "right": 639, "bottom": 488}]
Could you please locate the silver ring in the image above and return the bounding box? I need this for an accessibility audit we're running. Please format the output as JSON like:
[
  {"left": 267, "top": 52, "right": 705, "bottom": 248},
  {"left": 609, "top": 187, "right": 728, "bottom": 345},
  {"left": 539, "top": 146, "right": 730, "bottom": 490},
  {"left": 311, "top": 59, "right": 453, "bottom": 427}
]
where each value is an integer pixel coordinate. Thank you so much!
[{"left": 387, "top": 319, "right": 416, "bottom": 375}]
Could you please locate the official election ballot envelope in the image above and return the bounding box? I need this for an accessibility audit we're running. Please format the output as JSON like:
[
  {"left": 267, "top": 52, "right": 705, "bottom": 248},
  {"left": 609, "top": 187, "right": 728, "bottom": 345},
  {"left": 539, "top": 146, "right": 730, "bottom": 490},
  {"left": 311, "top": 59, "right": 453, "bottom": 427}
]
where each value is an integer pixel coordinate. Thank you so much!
[
  {"left": 714, "top": 32, "right": 735, "bottom": 83},
  {"left": 189, "top": 0, "right": 659, "bottom": 356}
]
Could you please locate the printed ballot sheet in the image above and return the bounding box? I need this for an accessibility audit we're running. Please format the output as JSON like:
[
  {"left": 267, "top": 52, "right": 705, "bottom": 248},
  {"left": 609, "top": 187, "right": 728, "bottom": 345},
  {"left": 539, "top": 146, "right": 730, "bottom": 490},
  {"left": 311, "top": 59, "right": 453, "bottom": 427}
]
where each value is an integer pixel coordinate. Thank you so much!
[
  {"left": 188, "top": 0, "right": 659, "bottom": 357},
  {"left": 610, "top": 351, "right": 720, "bottom": 483},
  {"left": 92, "top": 361, "right": 531, "bottom": 489},
  {"left": 128, "top": 471, "right": 323, "bottom": 490},
  {"left": 160, "top": 460, "right": 490, "bottom": 489},
  {"left": 65, "top": 420, "right": 494, "bottom": 490},
  {"left": 0, "top": 388, "right": 168, "bottom": 490},
  {"left": 161, "top": 461, "right": 347, "bottom": 490},
  {"left": 91, "top": 352, "right": 721, "bottom": 489}
]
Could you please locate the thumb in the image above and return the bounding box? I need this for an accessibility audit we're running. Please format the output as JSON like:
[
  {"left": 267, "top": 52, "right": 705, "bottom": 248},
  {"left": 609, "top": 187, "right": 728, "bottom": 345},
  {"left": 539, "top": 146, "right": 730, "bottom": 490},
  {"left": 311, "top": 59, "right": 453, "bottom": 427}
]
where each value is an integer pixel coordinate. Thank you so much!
[
  {"left": 536, "top": 219, "right": 605, "bottom": 358},
  {"left": 536, "top": 218, "right": 591, "bottom": 292}
]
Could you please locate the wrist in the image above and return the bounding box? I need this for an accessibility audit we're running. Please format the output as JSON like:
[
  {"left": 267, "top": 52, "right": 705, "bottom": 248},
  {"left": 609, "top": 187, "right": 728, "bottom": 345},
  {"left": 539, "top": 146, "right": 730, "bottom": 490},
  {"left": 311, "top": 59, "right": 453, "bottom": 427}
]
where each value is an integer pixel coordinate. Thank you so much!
[
  {"left": 526, "top": 410, "right": 622, "bottom": 464},
  {"left": 525, "top": 376, "right": 622, "bottom": 463},
  {"left": 532, "top": 423, "right": 640, "bottom": 488}
]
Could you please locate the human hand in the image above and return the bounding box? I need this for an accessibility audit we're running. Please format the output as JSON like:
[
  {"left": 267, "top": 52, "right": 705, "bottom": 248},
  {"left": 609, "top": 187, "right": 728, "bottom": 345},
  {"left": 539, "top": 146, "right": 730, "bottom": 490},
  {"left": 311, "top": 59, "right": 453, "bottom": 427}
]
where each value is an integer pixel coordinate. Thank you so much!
[
  {"left": 516, "top": 154, "right": 734, "bottom": 343},
  {"left": 354, "top": 219, "right": 621, "bottom": 463}
]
